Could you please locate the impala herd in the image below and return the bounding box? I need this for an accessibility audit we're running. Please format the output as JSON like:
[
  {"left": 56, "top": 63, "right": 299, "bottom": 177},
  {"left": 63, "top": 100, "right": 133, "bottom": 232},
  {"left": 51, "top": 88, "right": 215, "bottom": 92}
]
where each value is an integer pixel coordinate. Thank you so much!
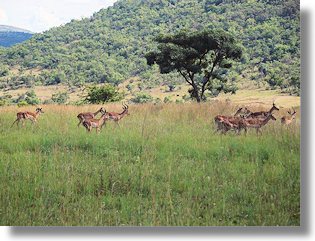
[
  {"left": 10, "top": 102, "right": 296, "bottom": 135},
  {"left": 215, "top": 103, "right": 297, "bottom": 135}
]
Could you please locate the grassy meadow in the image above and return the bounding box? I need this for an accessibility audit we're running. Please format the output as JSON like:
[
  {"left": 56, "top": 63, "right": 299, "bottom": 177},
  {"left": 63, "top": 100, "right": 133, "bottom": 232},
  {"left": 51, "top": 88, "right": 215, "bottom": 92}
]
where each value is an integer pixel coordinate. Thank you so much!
[{"left": 0, "top": 102, "right": 300, "bottom": 226}]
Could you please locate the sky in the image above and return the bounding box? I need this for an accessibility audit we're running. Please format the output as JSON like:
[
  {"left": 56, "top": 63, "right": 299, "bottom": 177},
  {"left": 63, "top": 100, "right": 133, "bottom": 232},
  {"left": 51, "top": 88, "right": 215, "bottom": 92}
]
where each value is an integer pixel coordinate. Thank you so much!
[{"left": 0, "top": 0, "right": 118, "bottom": 33}]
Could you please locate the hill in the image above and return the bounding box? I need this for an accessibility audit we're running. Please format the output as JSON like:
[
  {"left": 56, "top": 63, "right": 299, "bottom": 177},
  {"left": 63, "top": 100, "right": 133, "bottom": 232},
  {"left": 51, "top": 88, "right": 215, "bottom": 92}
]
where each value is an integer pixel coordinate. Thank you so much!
[
  {"left": 0, "top": 25, "right": 33, "bottom": 47},
  {"left": 0, "top": 0, "right": 300, "bottom": 96}
]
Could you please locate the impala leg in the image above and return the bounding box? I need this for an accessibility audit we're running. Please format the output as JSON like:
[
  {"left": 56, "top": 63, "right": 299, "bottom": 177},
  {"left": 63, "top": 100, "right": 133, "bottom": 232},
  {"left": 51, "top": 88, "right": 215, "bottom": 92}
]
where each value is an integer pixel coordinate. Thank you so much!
[
  {"left": 77, "top": 121, "right": 82, "bottom": 127},
  {"left": 244, "top": 127, "right": 247, "bottom": 136},
  {"left": 11, "top": 119, "right": 19, "bottom": 128}
]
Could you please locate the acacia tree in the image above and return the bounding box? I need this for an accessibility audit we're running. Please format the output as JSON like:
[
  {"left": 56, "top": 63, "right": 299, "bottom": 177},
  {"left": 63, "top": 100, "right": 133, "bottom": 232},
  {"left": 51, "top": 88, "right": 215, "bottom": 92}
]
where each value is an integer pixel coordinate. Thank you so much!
[{"left": 145, "top": 29, "right": 243, "bottom": 102}]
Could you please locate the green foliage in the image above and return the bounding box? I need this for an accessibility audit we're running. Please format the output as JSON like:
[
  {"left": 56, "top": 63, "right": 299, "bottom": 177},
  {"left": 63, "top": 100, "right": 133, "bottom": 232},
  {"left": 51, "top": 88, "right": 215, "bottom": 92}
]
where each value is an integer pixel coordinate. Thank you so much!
[
  {"left": 0, "top": 0, "right": 300, "bottom": 93},
  {"left": 84, "top": 84, "right": 124, "bottom": 104},
  {"left": 163, "top": 96, "right": 172, "bottom": 103},
  {"left": 17, "top": 100, "right": 29, "bottom": 107},
  {"left": 131, "top": 92, "right": 153, "bottom": 103},
  {"left": 15, "top": 90, "right": 40, "bottom": 105},
  {"left": 146, "top": 29, "right": 242, "bottom": 102},
  {"left": 0, "top": 94, "right": 12, "bottom": 106},
  {"left": 51, "top": 91, "right": 69, "bottom": 104},
  {"left": 0, "top": 64, "right": 9, "bottom": 77}
]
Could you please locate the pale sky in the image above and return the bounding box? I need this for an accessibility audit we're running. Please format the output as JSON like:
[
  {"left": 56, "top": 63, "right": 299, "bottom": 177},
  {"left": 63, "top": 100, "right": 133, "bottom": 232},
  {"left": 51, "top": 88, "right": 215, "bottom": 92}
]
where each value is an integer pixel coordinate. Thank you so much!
[{"left": 0, "top": 0, "right": 118, "bottom": 33}]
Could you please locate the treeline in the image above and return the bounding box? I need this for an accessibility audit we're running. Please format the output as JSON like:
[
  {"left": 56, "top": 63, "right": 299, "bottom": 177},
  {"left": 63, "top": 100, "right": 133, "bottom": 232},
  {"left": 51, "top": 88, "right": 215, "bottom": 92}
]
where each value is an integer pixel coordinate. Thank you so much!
[{"left": 0, "top": 0, "right": 300, "bottom": 94}]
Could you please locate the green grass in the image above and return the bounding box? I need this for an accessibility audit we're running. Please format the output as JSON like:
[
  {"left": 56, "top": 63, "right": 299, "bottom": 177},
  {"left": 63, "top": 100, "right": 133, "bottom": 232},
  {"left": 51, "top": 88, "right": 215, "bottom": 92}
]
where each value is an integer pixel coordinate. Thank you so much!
[{"left": 0, "top": 103, "right": 300, "bottom": 226}]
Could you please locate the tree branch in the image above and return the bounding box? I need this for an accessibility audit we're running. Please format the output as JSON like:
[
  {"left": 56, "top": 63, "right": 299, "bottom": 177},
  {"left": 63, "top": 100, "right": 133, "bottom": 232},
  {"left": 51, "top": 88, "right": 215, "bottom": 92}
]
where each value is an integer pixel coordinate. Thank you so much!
[
  {"left": 178, "top": 70, "right": 193, "bottom": 86},
  {"left": 200, "top": 51, "right": 221, "bottom": 99}
]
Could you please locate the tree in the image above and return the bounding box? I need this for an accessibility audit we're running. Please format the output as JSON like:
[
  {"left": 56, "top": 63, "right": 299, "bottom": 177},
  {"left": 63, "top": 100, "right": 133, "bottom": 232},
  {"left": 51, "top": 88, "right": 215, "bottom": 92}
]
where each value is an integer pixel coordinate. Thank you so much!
[
  {"left": 84, "top": 84, "right": 123, "bottom": 104},
  {"left": 145, "top": 29, "right": 243, "bottom": 102}
]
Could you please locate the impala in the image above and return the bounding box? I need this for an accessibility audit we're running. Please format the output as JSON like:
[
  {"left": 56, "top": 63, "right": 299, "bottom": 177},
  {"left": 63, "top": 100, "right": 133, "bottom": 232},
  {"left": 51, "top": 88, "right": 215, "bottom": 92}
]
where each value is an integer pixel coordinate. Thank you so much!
[
  {"left": 281, "top": 108, "right": 297, "bottom": 125},
  {"left": 234, "top": 107, "right": 251, "bottom": 117},
  {"left": 82, "top": 111, "right": 109, "bottom": 133},
  {"left": 242, "top": 113, "right": 277, "bottom": 135},
  {"left": 217, "top": 113, "right": 276, "bottom": 135},
  {"left": 214, "top": 107, "right": 250, "bottom": 132},
  {"left": 11, "top": 107, "right": 44, "bottom": 127},
  {"left": 246, "top": 103, "right": 279, "bottom": 118},
  {"left": 77, "top": 107, "right": 105, "bottom": 127},
  {"left": 107, "top": 103, "right": 129, "bottom": 125}
]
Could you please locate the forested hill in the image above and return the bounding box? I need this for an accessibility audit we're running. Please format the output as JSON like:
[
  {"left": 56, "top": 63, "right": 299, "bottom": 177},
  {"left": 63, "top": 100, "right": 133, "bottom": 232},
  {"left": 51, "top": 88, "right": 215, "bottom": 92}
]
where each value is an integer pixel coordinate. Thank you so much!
[
  {"left": 0, "top": 0, "right": 300, "bottom": 94},
  {"left": 0, "top": 25, "right": 33, "bottom": 47}
]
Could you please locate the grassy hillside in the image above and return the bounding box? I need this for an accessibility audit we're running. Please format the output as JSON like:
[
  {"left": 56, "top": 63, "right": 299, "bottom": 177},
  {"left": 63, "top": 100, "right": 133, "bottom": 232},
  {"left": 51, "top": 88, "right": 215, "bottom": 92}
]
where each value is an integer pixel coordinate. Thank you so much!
[
  {"left": 0, "top": 0, "right": 300, "bottom": 95},
  {"left": 0, "top": 103, "right": 300, "bottom": 225}
]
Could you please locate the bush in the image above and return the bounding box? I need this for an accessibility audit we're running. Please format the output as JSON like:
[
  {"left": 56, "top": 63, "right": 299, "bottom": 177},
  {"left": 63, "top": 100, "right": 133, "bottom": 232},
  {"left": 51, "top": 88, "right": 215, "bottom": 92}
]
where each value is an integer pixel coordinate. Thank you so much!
[
  {"left": 0, "top": 94, "right": 12, "bottom": 106},
  {"left": 15, "top": 90, "right": 40, "bottom": 105},
  {"left": 84, "top": 84, "right": 124, "bottom": 104},
  {"left": 163, "top": 96, "right": 172, "bottom": 103},
  {"left": 17, "top": 100, "right": 29, "bottom": 107},
  {"left": 51, "top": 91, "right": 69, "bottom": 104},
  {"left": 131, "top": 92, "right": 153, "bottom": 104}
]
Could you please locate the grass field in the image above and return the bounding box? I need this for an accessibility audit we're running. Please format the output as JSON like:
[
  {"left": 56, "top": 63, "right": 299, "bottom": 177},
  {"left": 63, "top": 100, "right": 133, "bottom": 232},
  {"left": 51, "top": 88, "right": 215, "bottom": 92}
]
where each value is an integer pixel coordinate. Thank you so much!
[{"left": 0, "top": 102, "right": 300, "bottom": 226}]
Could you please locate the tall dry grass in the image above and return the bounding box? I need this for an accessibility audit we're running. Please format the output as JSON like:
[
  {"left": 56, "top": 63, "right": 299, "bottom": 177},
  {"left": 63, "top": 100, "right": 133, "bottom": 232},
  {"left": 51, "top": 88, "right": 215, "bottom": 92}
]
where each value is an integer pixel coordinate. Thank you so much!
[{"left": 0, "top": 102, "right": 300, "bottom": 226}]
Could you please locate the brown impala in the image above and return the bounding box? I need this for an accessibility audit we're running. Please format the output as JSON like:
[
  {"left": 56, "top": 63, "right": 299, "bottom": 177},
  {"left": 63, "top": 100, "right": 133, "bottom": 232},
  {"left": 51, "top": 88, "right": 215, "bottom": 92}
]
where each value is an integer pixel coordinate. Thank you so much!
[
  {"left": 214, "top": 107, "right": 250, "bottom": 133},
  {"left": 234, "top": 107, "right": 251, "bottom": 117},
  {"left": 217, "top": 113, "right": 276, "bottom": 135},
  {"left": 11, "top": 107, "right": 44, "bottom": 127},
  {"left": 107, "top": 103, "right": 129, "bottom": 125},
  {"left": 77, "top": 107, "right": 105, "bottom": 127},
  {"left": 281, "top": 108, "right": 297, "bottom": 125},
  {"left": 242, "top": 113, "right": 277, "bottom": 135},
  {"left": 246, "top": 103, "right": 279, "bottom": 118},
  {"left": 82, "top": 111, "right": 109, "bottom": 133}
]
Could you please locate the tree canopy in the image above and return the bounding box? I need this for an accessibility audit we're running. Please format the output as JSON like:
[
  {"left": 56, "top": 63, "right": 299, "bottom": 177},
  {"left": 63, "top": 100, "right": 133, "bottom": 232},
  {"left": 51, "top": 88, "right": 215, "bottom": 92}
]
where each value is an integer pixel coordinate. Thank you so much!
[{"left": 146, "top": 30, "right": 242, "bottom": 102}]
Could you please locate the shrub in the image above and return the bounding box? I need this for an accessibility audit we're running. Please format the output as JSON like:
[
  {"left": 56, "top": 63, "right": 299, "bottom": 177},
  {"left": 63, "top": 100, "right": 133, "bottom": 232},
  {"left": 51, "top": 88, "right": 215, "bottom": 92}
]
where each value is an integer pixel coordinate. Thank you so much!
[
  {"left": 0, "top": 94, "right": 12, "bottom": 106},
  {"left": 84, "top": 84, "right": 124, "bottom": 104},
  {"left": 163, "top": 96, "right": 172, "bottom": 103},
  {"left": 131, "top": 93, "right": 153, "bottom": 103},
  {"left": 17, "top": 100, "right": 29, "bottom": 107},
  {"left": 51, "top": 91, "right": 69, "bottom": 104},
  {"left": 15, "top": 90, "right": 40, "bottom": 105}
]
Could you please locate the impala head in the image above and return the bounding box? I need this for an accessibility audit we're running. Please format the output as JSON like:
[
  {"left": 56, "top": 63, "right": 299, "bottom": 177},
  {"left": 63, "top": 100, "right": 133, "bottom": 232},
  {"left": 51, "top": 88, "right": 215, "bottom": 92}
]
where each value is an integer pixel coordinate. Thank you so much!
[
  {"left": 234, "top": 107, "right": 243, "bottom": 116},
  {"left": 271, "top": 102, "right": 280, "bottom": 112},
  {"left": 101, "top": 109, "right": 109, "bottom": 119},
  {"left": 234, "top": 107, "right": 251, "bottom": 117},
  {"left": 100, "top": 107, "right": 106, "bottom": 115},
  {"left": 122, "top": 103, "right": 130, "bottom": 115},
  {"left": 243, "top": 107, "right": 251, "bottom": 116},
  {"left": 289, "top": 107, "right": 297, "bottom": 118},
  {"left": 36, "top": 107, "right": 44, "bottom": 113}
]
